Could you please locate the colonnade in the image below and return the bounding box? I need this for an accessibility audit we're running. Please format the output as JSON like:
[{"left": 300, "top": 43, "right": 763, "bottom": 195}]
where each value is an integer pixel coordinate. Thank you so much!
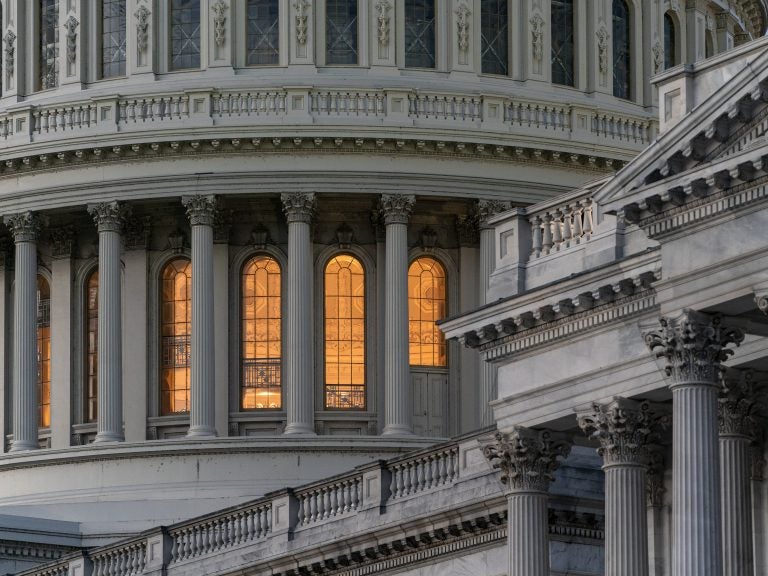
[{"left": 484, "top": 310, "right": 758, "bottom": 576}]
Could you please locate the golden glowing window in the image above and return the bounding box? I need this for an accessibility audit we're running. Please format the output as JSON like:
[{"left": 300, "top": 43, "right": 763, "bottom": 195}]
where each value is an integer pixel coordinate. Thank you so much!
[
  {"left": 37, "top": 275, "right": 51, "bottom": 428},
  {"left": 241, "top": 255, "right": 282, "bottom": 410},
  {"left": 324, "top": 255, "right": 366, "bottom": 410},
  {"left": 86, "top": 270, "right": 99, "bottom": 422},
  {"left": 160, "top": 258, "right": 191, "bottom": 415},
  {"left": 408, "top": 257, "right": 447, "bottom": 367}
]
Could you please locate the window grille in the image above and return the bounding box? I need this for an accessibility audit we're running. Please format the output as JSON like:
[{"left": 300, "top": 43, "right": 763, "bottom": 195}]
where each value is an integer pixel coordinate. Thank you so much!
[
  {"left": 408, "top": 257, "right": 447, "bottom": 367},
  {"left": 102, "top": 0, "right": 127, "bottom": 78},
  {"left": 551, "top": 0, "right": 574, "bottom": 86},
  {"left": 171, "top": 0, "right": 201, "bottom": 70},
  {"left": 326, "top": 0, "right": 358, "bottom": 64},
  {"left": 480, "top": 0, "right": 508, "bottom": 75},
  {"left": 37, "top": 276, "right": 51, "bottom": 428},
  {"left": 612, "top": 0, "right": 631, "bottom": 100},
  {"left": 405, "top": 0, "right": 435, "bottom": 68},
  {"left": 247, "top": 0, "right": 279, "bottom": 65},
  {"left": 40, "top": 0, "right": 59, "bottom": 89},
  {"left": 160, "top": 258, "right": 192, "bottom": 415}
]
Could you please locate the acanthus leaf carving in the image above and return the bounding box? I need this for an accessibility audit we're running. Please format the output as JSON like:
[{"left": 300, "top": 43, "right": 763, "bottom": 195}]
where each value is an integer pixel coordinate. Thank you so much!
[
  {"left": 211, "top": 0, "right": 228, "bottom": 47},
  {"left": 88, "top": 201, "right": 130, "bottom": 234},
  {"left": 4, "top": 212, "right": 42, "bottom": 243},
  {"left": 378, "top": 194, "right": 415, "bottom": 225},
  {"left": 718, "top": 371, "right": 758, "bottom": 438},
  {"left": 182, "top": 195, "right": 218, "bottom": 227},
  {"left": 375, "top": 0, "right": 392, "bottom": 47},
  {"left": 596, "top": 26, "right": 609, "bottom": 74},
  {"left": 281, "top": 192, "right": 316, "bottom": 223},
  {"left": 529, "top": 13, "right": 545, "bottom": 62},
  {"left": 294, "top": 0, "right": 310, "bottom": 46}
]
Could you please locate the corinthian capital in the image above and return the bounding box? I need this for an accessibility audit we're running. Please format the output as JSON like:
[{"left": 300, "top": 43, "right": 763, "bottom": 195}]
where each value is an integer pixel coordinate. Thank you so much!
[
  {"left": 281, "top": 192, "right": 316, "bottom": 224},
  {"left": 4, "top": 212, "right": 41, "bottom": 243},
  {"left": 577, "top": 398, "right": 665, "bottom": 466},
  {"left": 481, "top": 427, "right": 571, "bottom": 492},
  {"left": 476, "top": 199, "right": 511, "bottom": 228},
  {"left": 378, "top": 194, "right": 415, "bottom": 225},
  {"left": 645, "top": 310, "right": 744, "bottom": 385},
  {"left": 719, "top": 371, "right": 757, "bottom": 438},
  {"left": 182, "top": 195, "right": 218, "bottom": 227},
  {"left": 88, "top": 201, "right": 131, "bottom": 233}
]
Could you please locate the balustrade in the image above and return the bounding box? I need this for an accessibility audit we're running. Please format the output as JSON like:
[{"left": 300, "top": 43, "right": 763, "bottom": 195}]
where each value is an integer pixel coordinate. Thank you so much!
[
  {"left": 296, "top": 475, "right": 362, "bottom": 526},
  {"left": 32, "top": 104, "right": 98, "bottom": 134},
  {"left": 91, "top": 542, "right": 146, "bottom": 576},
  {"left": 388, "top": 446, "right": 459, "bottom": 499},
  {"left": 311, "top": 91, "right": 385, "bottom": 116},
  {"left": 506, "top": 101, "right": 570, "bottom": 131},
  {"left": 118, "top": 95, "right": 189, "bottom": 124},
  {"left": 212, "top": 92, "right": 287, "bottom": 117},
  {"left": 408, "top": 93, "right": 482, "bottom": 121},
  {"left": 529, "top": 197, "right": 594, "bottom": 259}
]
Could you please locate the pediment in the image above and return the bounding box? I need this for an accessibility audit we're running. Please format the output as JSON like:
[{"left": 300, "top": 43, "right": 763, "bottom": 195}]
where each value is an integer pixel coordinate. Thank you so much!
[{"left": 595, "top": 45, "right": 768, "bottom": 212}]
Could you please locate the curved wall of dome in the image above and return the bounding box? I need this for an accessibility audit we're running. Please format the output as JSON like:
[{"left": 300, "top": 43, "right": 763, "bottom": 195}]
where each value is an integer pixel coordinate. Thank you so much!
[{"left": 0, "top": 0, "right": 764, "bottom": 537}]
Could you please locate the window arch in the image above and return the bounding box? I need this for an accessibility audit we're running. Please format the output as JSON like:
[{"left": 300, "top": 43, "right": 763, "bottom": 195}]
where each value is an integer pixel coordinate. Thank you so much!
[
  {"left": 241, "top": 255, "right": 282, "bottom": 410},
  {"left": 408, "top": 257, "right": 447, "bottom": 367},
  {"left": 101, "top": 0, "right": 127, "bottom": 78},
  {"left": 37, "top": 275, "right": 51, "bottom": 428},
  {"left": 40, "top": 0, "right": 59, "bottom": 90},
  {"left": 160, "top": 258, "right": 191, "bottom": 415},
  {"left": 551, "top": 0, "right": 575, "bottom": 86},
  {"left": 664, "top": 12, "right": 678, "bottom": 69},
  {"left": 170, "top": 0, "right": 201, "bottom": 70},
  {"left": 85, "top": 270, "right": 99, "bottom": 422},
  {"left": 324, "top": 254, "right": 365, "bottom": 410},
  {"left": 612, "top": 0, "right": 631, "bottom": 100}
]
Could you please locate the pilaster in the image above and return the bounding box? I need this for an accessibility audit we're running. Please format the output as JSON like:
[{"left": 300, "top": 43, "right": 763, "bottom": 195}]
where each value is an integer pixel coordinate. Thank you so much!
[
  {"left": 206, "top": 0, "right": 232, "bottom": 69},
  {"left": 59, "top": 0, "right": 85, "bottom": 87},
  {"left": 122, "top": 243, "right": 148, "bottom": 443},
  {"left": 0, "top": 240, "right": 11, "bottom": 452},
  {"left": 1, "top": 0, "right": 25, "bottom": 100}
]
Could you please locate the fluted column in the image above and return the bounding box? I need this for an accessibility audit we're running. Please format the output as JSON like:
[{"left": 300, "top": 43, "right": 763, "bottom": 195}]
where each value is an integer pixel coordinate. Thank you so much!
[
  {"left": 578, "top": 398, "right": 663, "bottom": 576},
  {"left": 380, "top": 194, "right": 415, "bottom": 436},
  {"left": 646, "top": 310, "right": 745, "bottom": 576},
  {"left": 88, "top": 202, "right": 129, "bottom": 443},
  {"left": 183, "top": 195, "right": 217, "bottom": 438},
  {"left": 477, "top": 199, "right": 508, "bottom": 428},
  {"left": 482, "top": 427, "right": 571, "bottom": 576},
  {"left": 5, "top": 213, "right": 40, "bottom": 452},
  {"left": 281, "top": 193, "right": 316, "bottom": 435},
  {"left": 718, "top": 373, "right": 756, "bottom": 576}
]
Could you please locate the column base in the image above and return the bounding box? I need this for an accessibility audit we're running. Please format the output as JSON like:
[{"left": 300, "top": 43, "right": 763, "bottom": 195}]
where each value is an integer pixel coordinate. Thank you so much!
[
  {"left": 93, "top": 432, "right": 125, "bottom": 443},
  {"left": 186, "top": 426, "right": 218, "bottom": 438},
  {"left": 9, "top": 440, "right": 39, "bottom": 452},
  {"left": 382, "top": 424, "right": 415, "bottom": 437},
  {"left": 283, "top": 423, "right": 316, "bottom": 436}
]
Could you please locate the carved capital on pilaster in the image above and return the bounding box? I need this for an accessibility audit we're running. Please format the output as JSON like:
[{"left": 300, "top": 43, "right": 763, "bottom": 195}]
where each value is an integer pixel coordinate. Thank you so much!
[
  {"left": 481, "top": 427, "right": 571, "bottom": 492},
  {"left": 378, "top": 194, "right": 415, "bottom": 226},
  {"left": 49, "top": 226, "right": 77, "bottom": 258},
  {"left": 719, "top": 371, "right": 758, "bottom": 438},
  {"left": 281, "top": 192, "right": 316, "bottom": 224},
  {"left": 577, "top": 398, "right": 666, "bottom": 466},
  {"left": 183, "top": 195, "right": 218, "bottom": 227},
  {"left": 4, "top": 212, "right": 41, "bottom": 243},
  {"left": 646, "top": 448, "right": 667, "bottom": 507},
  {"left": 645, "top": 310, "right": 745, "bottom": 385},
  {"left": 88, "top": 201, "right": 130, "bottom": 234},
  {"left": 476, "top": 199, "right": 510, "bottom": 228},
  {"left": 455, "top": 214, "right": 479, "bottom": 247}
]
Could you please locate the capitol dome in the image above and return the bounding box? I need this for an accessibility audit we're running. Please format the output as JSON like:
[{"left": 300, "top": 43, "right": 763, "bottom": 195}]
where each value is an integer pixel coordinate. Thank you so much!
[{"left": 0, "top": 0, "right": 765, "bottom": 573}]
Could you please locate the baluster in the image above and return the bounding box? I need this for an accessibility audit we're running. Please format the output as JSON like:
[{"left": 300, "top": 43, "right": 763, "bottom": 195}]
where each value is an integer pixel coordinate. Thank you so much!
[
  {"left": 424, "top": 455, "right": 434, "bottom": 489},
  {"left": 451, "top": 449, "right": 459, "bottom": 480},
  {"left": 261, "top": 506, "right": 270, "bottom": 535},
  {"left": 582, "top": 199, "right": 594, "bottom": 236},
  {"left": 438, "top": 452, "right": 448, "bottom": 484},
  {"left": 552, "top": 210, "right": 563, "bottom": 250},
  {"left": 330, "top": 483, "right": 339, "bottom": 516},
  {"left": 416, "top": 458, "right": 426, "bottom": 491},
  {"left": 541, "top": 213, "right": 554, "bottom": 255},
  {"left": 389, "top": 465, "right": 398, "bottom": 498},
  {"left": 308, "top": 491, "right": 317, "bottom": 523},
  {"left": 530, "top": 216, "right": 543, "bottom": 258},
  {"left": 409, "top": 461, "right": 419, "bottom": 493},
  {"left": 571, "top": 202, "right": 583, "bottom": 242},
  {"left": 561, "top": 206, "right": 573, "bottom": 248},
  {"left": 400, "top": 463, "right": 411, "bottom": 495},
  {"left": 322, "top": 487, "right": 331, "bottom": 519},
  {"left": 351, "top": 479, "right": 360, "bottom": 509}
]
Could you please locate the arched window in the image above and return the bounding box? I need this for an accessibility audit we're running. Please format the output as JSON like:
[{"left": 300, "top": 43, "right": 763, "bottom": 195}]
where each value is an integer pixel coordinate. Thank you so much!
[
  {"left": 405, "top": 0, "right": 435, "bottom": 68},
  {"left": 37, "top": 275, "right": 51, "bottom": 428},
  {"left": 39, "top": 0, "right": 59, "bottom": 89},
  {"left": 408, "top": 257, "right": 447, "bottom": 367},
  {"left": 247, "top": 0, "right": 280, "bottom": 65},
  {"left": 481, "top": 0, "right": 508, "bottom": 75},
  {"left": 324, "top": 255, "right": 365, "bottom": 410},
  {"left": 241, "top": 255, "right": 282, "bottom": 410},
  {"left": 326, "top": 0, "right": 358, "bottom": 64},
  {"left": 85, "top": 270, "right": 99, "bottom": 422},
  {"left": 705, "top": 29, "right": 715, "bottom": 59},
  {"left": 160, "top": 258, "right": 191, "bottom": 415},
  {"left": 101, "top": 0, "right": 127, "bottom": 78},
  {"left": 551, "top": 0, "right": 575, "bottom": 86},
  {"left": 170, "top": 0, "right": 201, "bottom": 70},
  {"left": 664, "top": 12, "right": 678, "bottom": 69},
  {"left": 612, "top": 0, "right": 631, "bottom": 100}
]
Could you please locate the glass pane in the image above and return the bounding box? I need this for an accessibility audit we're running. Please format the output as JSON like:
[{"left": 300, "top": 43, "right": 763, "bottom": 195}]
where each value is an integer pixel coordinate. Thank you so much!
[
  {"left": 612, "top": 0, "right": 631, "bottom": 99},
  {"left": 171, "top": 0, "right": 201, "bottom": 70},
  {"left": 408, "top": 257, "right": 447, "bottom": 367},
  {"left": 664, "top": 13, "right": 677, "bottom": 69},
  {"left": 102, "top": 0, "right": 127, "bottom": 77},
  {"left": 160, "top": 258, "right": 191, "bottom": 414},
  {"left": 37, "top": 276, "right": 52, "bottom": 427},
  {"left": 551, "top": 0, "right": 574, "bottom": 86},
  {"left": 481, "top": 0, "right": 508, "bottom": 75},
  {"left": 86, "top": 270, "right": 99, "bottom": 422},
  {"left": 40, "top": 0, "right": 59, "bottom": 89},
  {"left": 405, "top": 0, "right": 435, "bottom": 68},
  {"left": 247, "top": 0, "right": 279, "bottom": 65},
  {"left": 326, "top": 0, "right": 358, "bottom": 64}
]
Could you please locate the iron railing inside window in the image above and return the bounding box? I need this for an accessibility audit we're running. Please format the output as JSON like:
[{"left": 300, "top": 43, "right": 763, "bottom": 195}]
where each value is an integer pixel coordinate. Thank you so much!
[
  {"left": 242, "top": 358, "right": 281, "bottom": 390},
  {"left": 162, "top": 335, "right": 190, "bottom": 368},
  {"left": 37, "top": 298, "right": 51, "bottom": 328}
]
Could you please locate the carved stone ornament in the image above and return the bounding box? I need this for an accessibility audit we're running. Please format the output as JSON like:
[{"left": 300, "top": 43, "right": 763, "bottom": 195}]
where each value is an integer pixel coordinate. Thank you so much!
[
  {"left": 281, "top": 192, "right": 316, "bottom": 224},
  {"left": 293, "top": 0, "right": 310, "bottom": 46},
  {"left": 645, "top": 449, "right": 666, "bottom": 507},
  {"left": 182, "top": 195, "right": 218, "bottom": 227},
  {"left": 756, "top": 292, "right": 768, "bottom": 315},
  {"left": 652, "top": 41, "right": 664, "bottom": 74},
  {"left": 455, "top": 3, "right": 471, "bottom": 53},
  {"left": 477, "top": 198, "right": 510, "bottom": 227},
  {"left": 751, "top": 442, "right": 767, "bottom": 481},
  {"left": 4, "top": 29, "right": 16, "bottom": 79},
  {"left": 4, "top": 212, "right": 41, "bottom": 243},
  {"left": 577, "top": 398, "right": 666, "bottom": 466},
  {"left": 455, "top": 214, "right": 479, "bottom": 246},
  {"left": 645, "top": 310, "right": 745, "bottom": 385},
  {"left": 596, "top": 26, "right": 609, "bottom": 74},
  {"left": 379, "top": 194, "right": 415, "bottom": 226},
  {"left": 49, "top": 226, "right": 77, "bottom": 258},
  {"left": 63, "top": 15, "right": 79, "bottom": 64},
  {"left": 529, "top": 13, "right": 545, "bottom": 62},
  {"left": 123, "top": 215, "right": 151, "bottom": 249},
  {"left": 719, "top": 372, "right": 758, "bottom": 438},
  {"left": 481, "top": 427, "right": 571, "bottom": 492},
  {"left": 375, "top": 0, "right": 392, "bottom": 47},
  {"left": 135, "top": 4, "right": 151, "bottom": 54},
  {"left": 88, "top": 201, "right": 130, "bottom": 234},
  {"left": 211, "top": 0, "right": 228, "bottom": 47}
]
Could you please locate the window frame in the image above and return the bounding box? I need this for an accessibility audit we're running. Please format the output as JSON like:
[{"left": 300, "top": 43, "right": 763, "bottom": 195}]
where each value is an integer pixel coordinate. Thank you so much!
[
  {"left": 168, "top": 0, "right": 203, "bottom": 71},
  {"left": 612, "top": 0, "right": 633, "bottom": 101},
  {"left": 84, "top": 267, "right": 99, "bottom": 424},
  {"left": 551, "top": 0, "right": 575, "bottom": 87},
  {"left": 407, "top": 255, "right": 448, "bottom": 369},
  {"left": 479, "top": 0, "right": 510, "bottom": 77},
  {"left": 99, "top": 0, "right": 128, "bottom": 79},
  {"left": 37, "top": 0, "right": 60, "bottom": 91},
  {"left": 402, "top": 0, "right": 437, "bottom": 70},
  {"left": 36, "top": 273, "right": 52, "bottom": 430},
  {"left": 244, "top": 0, "right": 282, "bottom": 67}
]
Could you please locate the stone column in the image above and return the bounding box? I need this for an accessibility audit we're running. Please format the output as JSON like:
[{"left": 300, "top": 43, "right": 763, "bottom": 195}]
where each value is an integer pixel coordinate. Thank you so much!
[
  {"left": 281, "top": 193, "right": 316, "bottom": 435},
  {"left": 718, "top": 373, "right": 756, "bottom": 576},
  {"left": 4, "top": 213, "right": 40, "bottom": 452},
  {"left": 182, "top": 195, "right": 218, "bottom": 438},
  {"left": 578, "top": 398, "right": 661, "bottom": 576},
  {"left": 646, "top": 310, "right": 745, "bottom": 576},
  {"left": 482, "top": 427, "right": 571, "bottom": 576},
  {"left": 379, "top": 194, "right": 415, "bottom": 437},
  {"left": 477, "top": 200, "right": 508, "bottom": 428},
  {"left": 87, "top": 202, "right": 128, "bottom": 443}
]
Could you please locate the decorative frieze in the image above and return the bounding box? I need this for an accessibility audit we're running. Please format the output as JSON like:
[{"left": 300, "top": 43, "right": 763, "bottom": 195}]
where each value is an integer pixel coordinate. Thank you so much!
[
  {"left": 455, "top": 213, "right": 479, "bottom": 246},
  {"left": 281, "top": 192, "right": 315, "bottom": 224},
  {"left": 379, "top": 194, "right": 415, "bottom": 226},
  {"left": 124, "top": 215, "right": 151, "bottom": 249},
  {"left": 3, "top": 29, "right": 15, "bottom": 81},
  {"left": 183, "top": 195, "right": 218, "bottom": 227},
  {"left": 646, "top": 449, "right": 667, "bottom": 507},
  {"left": 455, "top": 2, "right": 471, "bottom": 64},
  {"left": 652, "top": 41, "right": 664, "bottom": 74}
]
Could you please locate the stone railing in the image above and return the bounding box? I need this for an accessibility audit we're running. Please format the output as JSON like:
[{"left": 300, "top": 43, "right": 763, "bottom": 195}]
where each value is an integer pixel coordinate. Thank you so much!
[
  {"left": 295, "top": 473, "right": 363, "bottom": 526},
  {"left": 506, "top": 100, "right": 571, "bottom": 131},
  {"left": 91, "top": 540, "right": 146, "bottom": 576},
  {"left": 528, "top": 192, "right": 595, "bottom": 259},
  {"left": 408, "top": 92, "right": 482, "bottom": 121},
  {"left": 387, "top": 444, "right": 459, "bottom": 499}
]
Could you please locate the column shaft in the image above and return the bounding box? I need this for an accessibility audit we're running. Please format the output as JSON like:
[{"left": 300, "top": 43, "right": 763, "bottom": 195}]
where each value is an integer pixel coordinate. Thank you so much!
[
  {"left": 720, "top": 435, "right": 753, "bottom": 576},
  {"left": 507, "top": 491, "right": 549, "bottom": 576},
  {"left": 95, "top": 228, "right": 123, "bottom": 442},
  {"left": 10, "top": 239, "right": 38, "bottom": 451},
  {"left": 605, "top": 464, "right": 649, "bottom": 575}
]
